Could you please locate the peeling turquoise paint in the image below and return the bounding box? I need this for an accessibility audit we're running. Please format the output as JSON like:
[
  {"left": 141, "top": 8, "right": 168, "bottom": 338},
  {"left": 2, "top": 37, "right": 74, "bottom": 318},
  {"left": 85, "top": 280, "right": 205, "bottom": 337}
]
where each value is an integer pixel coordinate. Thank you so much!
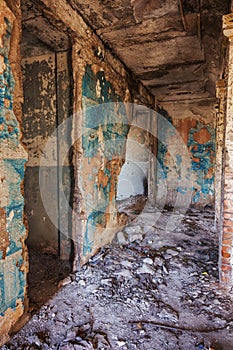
[
  {"left": 0, "top": 12, "right": 27, "bottom": 317},
  {"left": 83, "top": 211, "right": 106, "bottom": 256},
  {"left": 0, "top": 254, "right": 26, "bottom": 316},
  {"left": 157, "top": 108, "right": 215, "bottom": 205},
  {"left": 157, "top": 109, "right": 174, "bottom": 181},
  {"left": 188, "top": 122, "right": 215, "bottom": 203},
  {"left": 81, "top": 65, "right": 129, "bottom": 255}
]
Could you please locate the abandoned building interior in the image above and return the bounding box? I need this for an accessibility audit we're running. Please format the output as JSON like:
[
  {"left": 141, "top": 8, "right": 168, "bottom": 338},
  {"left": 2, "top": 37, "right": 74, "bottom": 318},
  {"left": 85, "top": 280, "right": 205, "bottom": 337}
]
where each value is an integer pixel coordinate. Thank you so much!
[{"left": 2, "top": 0, "right": 233, "bottom": 348}]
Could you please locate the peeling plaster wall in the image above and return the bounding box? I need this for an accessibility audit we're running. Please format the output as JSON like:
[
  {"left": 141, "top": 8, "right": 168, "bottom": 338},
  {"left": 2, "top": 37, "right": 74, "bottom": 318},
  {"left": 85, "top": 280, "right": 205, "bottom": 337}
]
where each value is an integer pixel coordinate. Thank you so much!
[
  {"left": 81, "top": 65, "right": 129, "bottom": 258},
  {"left": 21, "top": 50, "right": 73, "bottom": 258},
  {"left": 71, "top": 33, "right": 155, "bottom": 266},
  {"left": 18, "top": 0, "right": 155, "bottom": 268},
  {"left": 1, "top": 0, "right": 155, "bottom": 340},
  {"left": 157, "top": 108, "right": 215, "bottom": 207},
  {"left": 0, "top": 1, "right": 28, "bottom": 345},
  {"left": 21, "top": 53, "right": 58, "bottom": 253}
]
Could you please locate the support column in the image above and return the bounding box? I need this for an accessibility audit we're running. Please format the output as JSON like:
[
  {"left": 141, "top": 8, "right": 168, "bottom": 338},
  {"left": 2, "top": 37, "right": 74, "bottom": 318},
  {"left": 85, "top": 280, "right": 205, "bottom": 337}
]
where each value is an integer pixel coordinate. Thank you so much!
[{"left": 221, "top": 14, "right": 233, "bottom": 285}]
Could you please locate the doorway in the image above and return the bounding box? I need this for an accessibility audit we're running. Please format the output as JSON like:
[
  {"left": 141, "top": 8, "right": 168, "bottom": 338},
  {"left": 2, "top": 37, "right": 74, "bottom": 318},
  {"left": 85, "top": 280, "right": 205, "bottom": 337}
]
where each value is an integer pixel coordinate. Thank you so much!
[{"left": 21, "top": 0, "right": 74, "bottom": 312}]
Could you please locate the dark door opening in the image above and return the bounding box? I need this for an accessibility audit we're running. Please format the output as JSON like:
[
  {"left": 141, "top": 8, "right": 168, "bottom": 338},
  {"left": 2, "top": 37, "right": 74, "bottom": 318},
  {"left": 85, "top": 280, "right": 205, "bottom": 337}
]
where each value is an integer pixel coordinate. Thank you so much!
[{"left": 21, "top": 0, "right": 74, "bottom": 313}]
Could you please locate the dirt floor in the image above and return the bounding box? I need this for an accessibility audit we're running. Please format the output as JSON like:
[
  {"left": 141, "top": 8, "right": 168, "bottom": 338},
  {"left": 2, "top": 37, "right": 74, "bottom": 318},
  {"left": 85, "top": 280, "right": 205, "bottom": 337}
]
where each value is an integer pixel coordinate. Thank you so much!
[
  {"left": 27, "top": 248, "right": 72, "bottom": 314},
  {"left": 2, "top": 199, "right": 233, "bottom": 350}
]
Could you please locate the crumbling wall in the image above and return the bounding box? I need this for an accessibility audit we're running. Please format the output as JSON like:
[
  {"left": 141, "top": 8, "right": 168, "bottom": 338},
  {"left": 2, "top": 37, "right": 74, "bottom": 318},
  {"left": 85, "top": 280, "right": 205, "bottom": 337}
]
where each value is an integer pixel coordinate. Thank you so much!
[
  {"left": 157, "top": 107, "right": 215, "bottom": 208},
  {"left": 220, "top": 13, "right": 233, "bottom": 285},
  {"left": 0, "top": 1, "right": 28, "bottom": 345},
  {"left": 20, "top": 0, "right": 155, "bottom": 268},
  {"left": 72, "top": 35, "right": 155, "bottom": 265}
]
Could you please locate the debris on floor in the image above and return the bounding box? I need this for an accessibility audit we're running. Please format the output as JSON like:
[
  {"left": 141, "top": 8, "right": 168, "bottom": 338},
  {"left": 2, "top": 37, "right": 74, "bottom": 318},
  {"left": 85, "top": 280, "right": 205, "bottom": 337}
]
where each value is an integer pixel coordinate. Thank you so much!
[{"left": 2, "top": 204, "right": 233, "bottom": 350}]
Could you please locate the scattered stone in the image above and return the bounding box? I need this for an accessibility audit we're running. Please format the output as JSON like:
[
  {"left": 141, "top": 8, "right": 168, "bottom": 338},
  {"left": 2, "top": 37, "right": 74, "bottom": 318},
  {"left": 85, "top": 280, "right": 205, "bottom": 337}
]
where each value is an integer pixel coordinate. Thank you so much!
[
  {"left": 58, "top": 276, "right": 72, "bottom": 287},
  {"left": 143, "top": 258, "right": 154, "bottom": 265},
  {"left": 116, "top": 341, "right": 126, "bottom": 347},
  {"left": 124, "top": 225, "right": 142, "bottom": 235},
  {"left": 136, "top": 263, "right": 155, "bottom": 275},
  {"left": 116, "top": 231, "right": 127, "bottom": 245},
  {"left": 114, "top": 269, "right": 132, "bottom": 278},
  {"left": 166, "top": 249, "right": 179, "bottom": 256},
  {"left": 121, "top": 260, "right": 133, "bottom": 268},
  {"left": 128, "top": 234, "right": 143, "bottom": 243},
  {"left": 3, "top": 207, "right": 233, "bottom": 350},
  {"left": 154, "top": 257, "right": 164, "bottom": 266}
]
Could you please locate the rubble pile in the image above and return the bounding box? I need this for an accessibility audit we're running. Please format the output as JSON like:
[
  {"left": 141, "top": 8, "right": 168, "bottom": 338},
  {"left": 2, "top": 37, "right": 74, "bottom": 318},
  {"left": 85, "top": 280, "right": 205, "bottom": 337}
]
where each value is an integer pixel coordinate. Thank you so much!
[{"left": 2, "top": 206, "right": 233, "bottom": 350}]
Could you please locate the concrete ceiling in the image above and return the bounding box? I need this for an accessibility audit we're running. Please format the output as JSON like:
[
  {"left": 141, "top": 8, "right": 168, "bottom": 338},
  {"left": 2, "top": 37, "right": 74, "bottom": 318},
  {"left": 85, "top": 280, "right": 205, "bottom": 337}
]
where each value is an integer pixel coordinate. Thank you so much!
[
  {"left": 21, "top": 0, "right": 230, "bottom": 105},
  {"left": 67, "top": 0, "right": 230, "bottom": 104}
]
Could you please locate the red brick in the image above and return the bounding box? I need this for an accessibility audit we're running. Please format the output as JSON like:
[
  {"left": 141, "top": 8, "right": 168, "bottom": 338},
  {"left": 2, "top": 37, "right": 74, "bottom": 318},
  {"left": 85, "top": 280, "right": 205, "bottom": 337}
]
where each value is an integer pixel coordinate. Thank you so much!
[
  {"left": 223, "top": 227, "right": 233, "bottom": 233},
  {"left": 222, "top": 239, "right": 232, "bottom": 246},
  {"left": 221, "top": 276, "right": 230, "bottom": 284},
  {"left": 222, "top": 265, "right": 232, "bottom": 271},
  {"left": 222, "top": 245, "right": 232, "bottom": 253},
  {"left": 222, "top": 257, "right": 231, "bottom": 264},
  {"left": 223, "top": 233, "right": 233, "bottom": 239},
  {"left": 224, "top": 213, "right": 233, "bottom": 219},
  {"left": 224, "top": 220, "right": 233, "bottom": 227},
  {"left": 222, "top": 251, "right": 231, "bottom": 258}
]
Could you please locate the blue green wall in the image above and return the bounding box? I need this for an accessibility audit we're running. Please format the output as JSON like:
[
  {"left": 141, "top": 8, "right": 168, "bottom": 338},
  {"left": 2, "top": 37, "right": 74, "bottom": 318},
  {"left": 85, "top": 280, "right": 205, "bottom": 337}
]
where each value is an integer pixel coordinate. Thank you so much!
[
  {"left": 0, "top": 12, "right": 27, "bottom": 317},
  {"left": 81, "top": 65, "right": 129, "bottom": 256},
  {"left": 157, "top": 108, "right": 215, "bottom": 206}
]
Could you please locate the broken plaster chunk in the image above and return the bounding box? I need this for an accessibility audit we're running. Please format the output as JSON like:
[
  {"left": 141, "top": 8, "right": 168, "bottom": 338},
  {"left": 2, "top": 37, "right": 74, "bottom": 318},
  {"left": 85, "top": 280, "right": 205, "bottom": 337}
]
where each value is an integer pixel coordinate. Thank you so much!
[
  {"left": 114, "top": 269, "right": 132, "bottom": 278},
  {"left": 143, "top": 258, "right": 154, "bottom": 265},
  {"left": 124, "top": 225, "right": 142, "bottom": 235},
  {"left": 128, "top": 233, "right": 143, "bottom": 243},
  {"left": 58, "top": 276, "right": 72, "bottom": 287},
  {"left": 154, "top": 257, "right": 164, "bottom": 266},
  {"left": 121, "top": 260, "right": 133, "bottom": 268},
  {"left": 116, "top": 340, "right": 126, "bottom": 347},
  {"left": 136, "top": 263, "right": 155, "bottom": 275},
  {"left": 166, "top": 249, "right": 179, "bottom": 256},
  {"left": 117, "top": 231, "right": 127, "bottom": 245}
]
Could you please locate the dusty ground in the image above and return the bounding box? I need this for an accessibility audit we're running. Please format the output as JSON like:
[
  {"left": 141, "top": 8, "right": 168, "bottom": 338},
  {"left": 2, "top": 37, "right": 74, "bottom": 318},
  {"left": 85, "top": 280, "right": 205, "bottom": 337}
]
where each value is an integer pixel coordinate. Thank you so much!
[
  {"left": 2, "top": 200, "right": 233, "bottom": 350},
  {"left": 27, "top": 248, "right": 72, "bottom": 314}
]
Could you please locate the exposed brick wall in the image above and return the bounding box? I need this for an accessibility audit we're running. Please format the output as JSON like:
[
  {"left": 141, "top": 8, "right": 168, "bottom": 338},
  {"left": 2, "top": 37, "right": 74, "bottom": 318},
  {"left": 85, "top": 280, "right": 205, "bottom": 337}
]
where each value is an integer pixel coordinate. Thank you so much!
[
  {"left": 215, "top": 80, "right": 226, "bottom": 235},
  {"left": 221, "top": 14, "right": 233, "bottom": 285}
]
